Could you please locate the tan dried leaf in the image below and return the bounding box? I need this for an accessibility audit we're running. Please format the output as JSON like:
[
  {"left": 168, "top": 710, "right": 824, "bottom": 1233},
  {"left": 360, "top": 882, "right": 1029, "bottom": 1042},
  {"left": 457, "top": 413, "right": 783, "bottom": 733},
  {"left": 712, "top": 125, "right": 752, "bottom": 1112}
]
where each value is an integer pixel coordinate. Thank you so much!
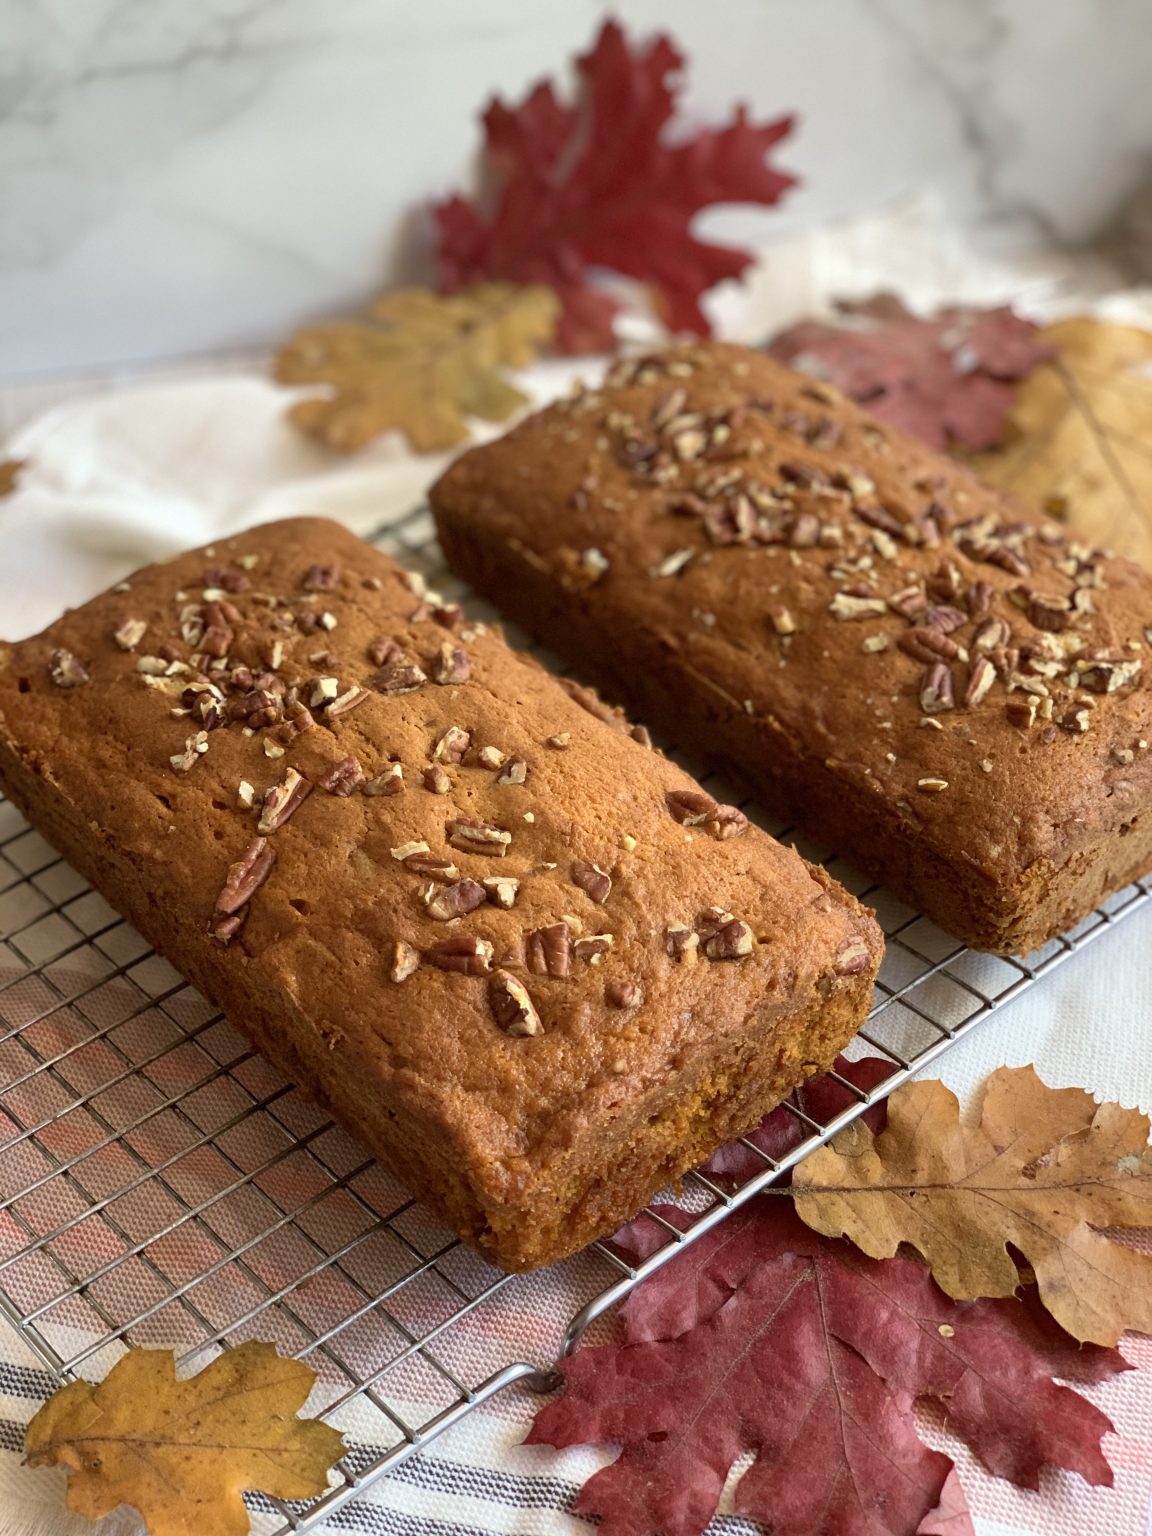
[
  {"left": 275, "top": 281, "right": 558, "bottom": 452},
  {"left": 25, "top": 1341, "right": 343, "bottom": 1536},
  {"left": 792, "top": 1065, "right": 1152, "bottom": 1345},
  {"left": 973, "top": 316, "right": 1152, "bottom": 569}
]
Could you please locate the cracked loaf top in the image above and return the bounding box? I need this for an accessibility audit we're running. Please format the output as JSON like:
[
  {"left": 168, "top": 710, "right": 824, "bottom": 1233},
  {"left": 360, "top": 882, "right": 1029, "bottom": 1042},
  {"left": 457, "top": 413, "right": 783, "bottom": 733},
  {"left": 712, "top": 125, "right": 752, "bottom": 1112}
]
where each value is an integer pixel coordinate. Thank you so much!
[
  {"left": 0, "top": 516, "right": 879, "bottom": 1190},
  {"left": 431, "top": 342, "right": 1152, "bottom": 884}
]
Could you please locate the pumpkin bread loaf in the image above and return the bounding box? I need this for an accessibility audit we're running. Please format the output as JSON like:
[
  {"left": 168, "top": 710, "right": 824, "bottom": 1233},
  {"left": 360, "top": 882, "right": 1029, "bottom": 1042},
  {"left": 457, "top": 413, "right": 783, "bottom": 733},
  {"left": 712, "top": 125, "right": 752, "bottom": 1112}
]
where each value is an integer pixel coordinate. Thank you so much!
[
  {"left": 0, "top": 517, "right": 880, "bottom": 1270},
  {"left": 432, "top": 342, "right": 1152, "bottom": 953}
]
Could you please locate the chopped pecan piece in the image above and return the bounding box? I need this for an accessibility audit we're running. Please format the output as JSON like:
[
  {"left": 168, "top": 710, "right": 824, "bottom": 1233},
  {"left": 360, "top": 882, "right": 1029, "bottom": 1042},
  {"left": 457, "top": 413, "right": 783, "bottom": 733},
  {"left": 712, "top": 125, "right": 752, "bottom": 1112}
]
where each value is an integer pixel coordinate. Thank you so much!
[
  {"left": 606, "top": 980, "right": 641, "bottom": 1010},
  {"left": 432, "top": 642, "right": 472, "bottom": 685},
  {"left": 49, "top": 649, "right": 90, "bottom": 688},
  {"left": 302, "top": 563, "right": 339, "bottom": 591},
  {"left": 447, "top": 818, "right": 512, "bottom": 857},
  {"left": 424, "top": 878, "right": 487, "bottom": 921},
  {"left": 368, "top": 636, "right": 402, "bottom": 667},
  {"left": 214, "top": 837, "right": 276, "bottom": 917},
  {"left": 899, "top": 627, "right": 961, "bottom": 664},
  {"left": 319, "top": 756, "right": 363, "bottom": 795},
  {"left": 829, "top": 593, "right": 888, "bottom": 621},
  {"left": 482, "top": 876, "right": 520, "bottom": 909},
  {"left": 477, "top": 745, "right": 507, "bottom": 770},
  {"left": 423, "top": 763, "right": 452, "bottom": 794},
  {"left": 1080, "top": 658, "right": 1142, "bottom": 694},
  {"left": 488, "top": 970, "right": 542, "bottom": 1036},
  {"left": 925, "top": 605, "right": 967, "bottom": 635},
  {"left": 309, "top": 676, "right": 339, "bottom": 709},
  {"left": 363, "top": 763, "right": 404, "bottom": 797},
  {"left": 574, "top": 933, "right": 614, "bottom": 961},
  {"left": 571, "top": 860, "right": 613, "bottom": 904},
  {"left": 701, "top": 917, "right": 754, "bottom": 960},
  {"left": 665, "top": 788, "right": 716, "bottom": 826},
  {"left": 374, "top": 658, "right": 427, "bottom": 694},
  {"left": 1005, "top": 696, "right": 1039, "bottom": 729},
  {"left": 665, "top": 925, "right": 700, "bottom": 963},
  {"left": 919, "top": 663, "right": 955, "bottom": 715},
  {"left": 1059, "top": 707, "right": 1092, "bottom": 734},
  {"left": 258, "top": 767, "right": 312, "bottom": 833},
  {"left": 327, "top": 684, "right": 370, "bottom": 717},
  {"left": 425, "top": 934, "right": 494, "bottom": 974},
  {"left": 170, "top": 731, "right": 210, "bottom": 773},
  {"left": 546, "top": 732, "right": 572, "bottom": 749},
  {"left": 887, "top": 583, "right": 927, "bottom": 619},
  {"left": 496, "top": 755, "right": 528, "bottom": 785},
  {"left": 433, "top": 724, "right": 472, "bottom": 763},
  {"left": 706, "top": 805, "right": 749, "bottom": 840},
  {"left": 917, "top": 777, "right": 950, "bottom": 793},
  {"left": 1030, "top": 593, "right": 1072, "bottom": 632},
  {"left": 964, "top": 655, "right": 996, "bottom": 709},
  {"left": 113, "top": 618, "right": 148, "bottom": 651},
  {"left": 768, "top": 605, "right": 796, "bottom": 636},
  {"left": 391, "top": 941, "right": 420, "bottom": 983},
  {"left": 526, "top": 922, "right": 572, "bottom": 978},
  {"left": 972, "top": 617, "right": 1011, "bottom": 654},
  {"left": 211, "top": 911, "right": 247, "bottom": 945},
  {"left": 834, "top": 938, "right": 872, "bottom": 976}
]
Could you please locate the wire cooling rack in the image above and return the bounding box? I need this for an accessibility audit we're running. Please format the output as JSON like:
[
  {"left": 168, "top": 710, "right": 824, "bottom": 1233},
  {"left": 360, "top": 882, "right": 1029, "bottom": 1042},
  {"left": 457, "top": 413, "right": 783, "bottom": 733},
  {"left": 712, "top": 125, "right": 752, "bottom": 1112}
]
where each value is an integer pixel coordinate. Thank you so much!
[{"left": 0, "top": 506, "right": 1148, "bottom": 1534}]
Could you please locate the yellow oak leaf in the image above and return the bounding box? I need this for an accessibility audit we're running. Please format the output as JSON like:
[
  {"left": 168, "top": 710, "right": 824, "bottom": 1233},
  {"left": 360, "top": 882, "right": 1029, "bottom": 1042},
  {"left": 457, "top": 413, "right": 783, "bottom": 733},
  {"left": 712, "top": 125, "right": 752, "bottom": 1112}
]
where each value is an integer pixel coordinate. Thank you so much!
[
  {"left": 275, "top": 281, "right": 558, "bottom": 453},
  {"left": 792, "top": 1065, "right": 1152, "bottom": 1346},
  {"left": 973, "top": 316, "right": 1152, "bottom": 570},
  {"left": 25, "top": 1341, "right": 344, "bottom": 1536}
]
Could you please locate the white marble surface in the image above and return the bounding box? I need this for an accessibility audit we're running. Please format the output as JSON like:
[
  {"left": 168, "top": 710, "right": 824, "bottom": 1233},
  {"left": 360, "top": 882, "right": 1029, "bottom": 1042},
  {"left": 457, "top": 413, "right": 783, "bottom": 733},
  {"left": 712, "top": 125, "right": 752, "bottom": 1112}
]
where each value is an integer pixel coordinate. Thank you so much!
[{"left": 2, "top": 0, "right": 1151, "bottom": 374}]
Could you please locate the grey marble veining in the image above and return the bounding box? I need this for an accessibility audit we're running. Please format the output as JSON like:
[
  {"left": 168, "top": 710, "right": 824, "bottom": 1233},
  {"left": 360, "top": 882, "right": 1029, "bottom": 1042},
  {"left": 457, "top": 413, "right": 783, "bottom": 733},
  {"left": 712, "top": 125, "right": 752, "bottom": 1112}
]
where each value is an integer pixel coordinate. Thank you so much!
[{"left": 1, "top": 0, "right": 1150, "bottom": 373}]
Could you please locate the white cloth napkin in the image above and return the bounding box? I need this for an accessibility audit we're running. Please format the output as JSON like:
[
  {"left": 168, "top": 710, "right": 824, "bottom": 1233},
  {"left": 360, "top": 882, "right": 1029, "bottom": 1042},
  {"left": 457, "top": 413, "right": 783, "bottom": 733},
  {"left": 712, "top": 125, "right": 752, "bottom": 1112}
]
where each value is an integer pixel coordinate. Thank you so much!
[{"left": 0, "top": 202, "right": 1150, "bottom": 1536}]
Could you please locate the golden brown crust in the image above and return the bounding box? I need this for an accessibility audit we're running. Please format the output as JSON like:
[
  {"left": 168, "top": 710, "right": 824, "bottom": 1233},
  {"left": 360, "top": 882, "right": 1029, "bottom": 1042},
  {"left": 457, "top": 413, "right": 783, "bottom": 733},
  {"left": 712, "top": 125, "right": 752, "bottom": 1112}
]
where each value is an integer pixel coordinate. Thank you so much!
[
  {"left": 0, "top": 516, "right": 880, "bottom": 1269},
  {"left": 431, "top": 342, "right": 1152, "bottom": 953}
]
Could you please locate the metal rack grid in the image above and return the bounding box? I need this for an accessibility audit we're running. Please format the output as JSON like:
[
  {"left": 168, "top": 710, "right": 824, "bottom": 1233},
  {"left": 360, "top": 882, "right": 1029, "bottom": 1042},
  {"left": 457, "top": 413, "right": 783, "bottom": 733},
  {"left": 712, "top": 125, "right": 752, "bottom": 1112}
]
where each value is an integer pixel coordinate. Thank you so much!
[{"left": 0, "top": 505, "right": 1147, "bottom": 1534}]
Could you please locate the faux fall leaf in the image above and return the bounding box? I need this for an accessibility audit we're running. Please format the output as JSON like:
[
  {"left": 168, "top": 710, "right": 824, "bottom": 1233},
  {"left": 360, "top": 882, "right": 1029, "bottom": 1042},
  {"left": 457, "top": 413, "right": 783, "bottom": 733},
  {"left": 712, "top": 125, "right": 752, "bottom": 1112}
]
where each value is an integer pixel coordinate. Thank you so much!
[
  {"left": 767, "top": 293, "right": 1055, "bottom": 451},
  {"left": 274, "top": 282, "right": 558, "bottom": 452},
  {"left": 529, "top": 1198, "right": 1127, "bottom": 1536},
  {"left": 793, "top": 1065, "right": 1152, "bottom": 1346},
  {"left": 974, "top": 315, "right": 1152, "bottom": 570},
  {"left": 25, "top": 1341, "right": 343, "bottom": 1536},
  {"left": 434, "top": 20, "right": 798, "bottom": 354}
]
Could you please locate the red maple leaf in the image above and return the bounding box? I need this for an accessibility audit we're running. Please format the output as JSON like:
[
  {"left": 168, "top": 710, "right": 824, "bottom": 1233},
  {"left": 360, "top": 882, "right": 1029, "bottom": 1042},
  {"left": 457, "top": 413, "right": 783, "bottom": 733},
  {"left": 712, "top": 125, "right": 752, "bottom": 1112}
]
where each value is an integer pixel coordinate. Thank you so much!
[
  {"left": 433, "top": 20, "right": 798, "bottom": 354},
  {"left": 767, "top": 293, "right": 1055, "bottom": 451},
  {"left": 528, "top": 1199, "right": 1127, "bottom": 1536}
]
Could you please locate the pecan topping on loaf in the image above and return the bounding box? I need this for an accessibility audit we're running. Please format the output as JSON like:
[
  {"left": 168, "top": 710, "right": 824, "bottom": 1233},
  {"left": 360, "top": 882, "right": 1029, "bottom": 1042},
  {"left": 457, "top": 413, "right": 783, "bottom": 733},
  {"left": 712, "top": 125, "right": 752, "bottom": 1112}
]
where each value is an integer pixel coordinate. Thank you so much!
[
  {"left": 527, "top": 922, "right": 572, "bottom": 977},
  {"left": 571, "top": 861, "right": 613, "bottom": 903},
  {"left": 211, "top": 836, "right": 276, "bottom": 943},
  {"left": 666, "top": 789, "right": 715, "bottom": 826},
  {"left": 374, "top": 657, "right": 427, "bottom": 694},
  {"left": 390, "top": 940, "right": 420, "bottom": 982},
  {"left": 447, "top": 818, "right": 512, "bottom": 856},
  {"left": 113, "top": 618, "right": 148, "bottom": 651},
  {"left": 327, "top": 684, "right": 370, "bottom": 717},
  {"left": 482, "top": 876, "right": 519, "bottom": 909},
  {"left": 432, "top": 642, "right": 471, "bottom": 684},
  {"left": 422, "top": 763, "right": 451, "bottom": 794},
  {"left": 320, "top": 756, "right": 363, "bottom": 795},
  {"left": 258, "top": 767, "right": 312, "bottom": 833},
  {"left": 496, "top": 755, "right": 528, "bottom": 785},
  {"left": 363, "top": 763, "right": 404, "bottom": 796},
  {"left": 573, "top": 933, "right": 613, "bottom": 962},
  {"left": 425, "top": 934, "right": 494, "bottom": 973},
  {"left": 424, "top": 879, "right": 487, "bottom": 921},
  {"left": 302, "top": 563, "right": 339, "bottom": 591},
  {"left": 701, "top": 916, "right": 754, "bottom": 960},
  {"left": 834, "top": 937, "right": 873, "bottom": 975},
  {"left": 488, "top": 970, "right": 542, "bottom": 1036},
  {"left": 433, "top": 725, "right": 471, "bottom": 763},
  {"left": 49, "top": 649, "right": 89, "bottom": 688}
]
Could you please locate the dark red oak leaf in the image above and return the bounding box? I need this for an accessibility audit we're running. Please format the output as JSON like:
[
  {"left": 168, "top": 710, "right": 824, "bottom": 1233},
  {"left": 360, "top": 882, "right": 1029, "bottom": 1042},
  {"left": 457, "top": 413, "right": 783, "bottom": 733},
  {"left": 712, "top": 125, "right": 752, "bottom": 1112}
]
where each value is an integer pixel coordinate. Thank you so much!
[
  {"left": 434, "top": 19, "right": 799, "bottom": 354},
  {"left": 767, "top": 293, "right": 1055, "bottom": 451},
  {"left": 528, "top": 1200, "right": 1127, "bottom": 1536}
]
